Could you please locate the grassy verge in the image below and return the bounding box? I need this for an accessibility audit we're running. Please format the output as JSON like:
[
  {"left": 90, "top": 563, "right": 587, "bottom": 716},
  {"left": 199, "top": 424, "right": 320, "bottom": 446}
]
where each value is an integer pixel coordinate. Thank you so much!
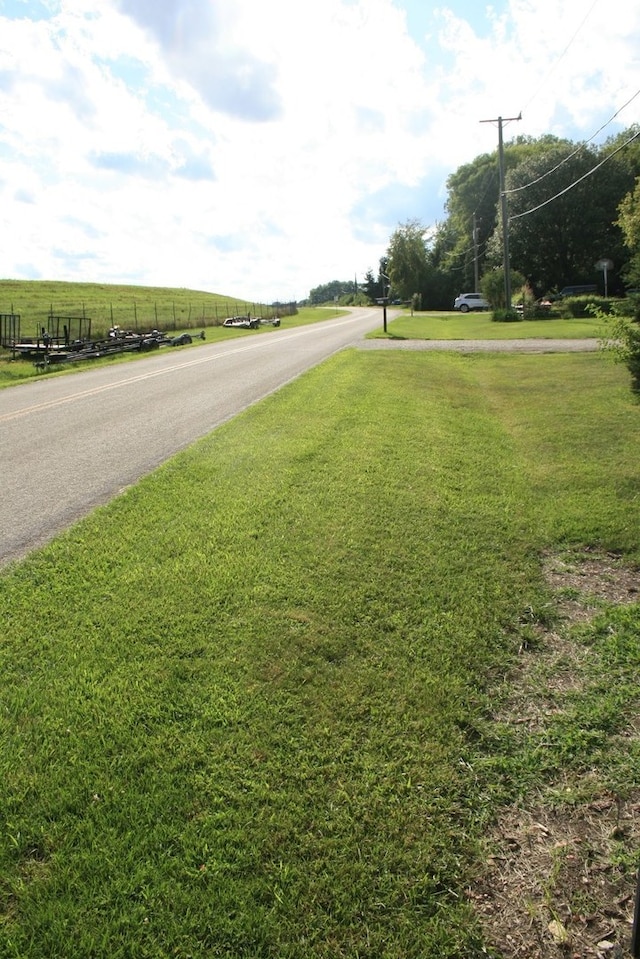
[
  {"left": 1, "top": 350, "right": 639, "bottom": 957},
  {"left": 374, "top": 311, "right": 605, "bottom": 340}
]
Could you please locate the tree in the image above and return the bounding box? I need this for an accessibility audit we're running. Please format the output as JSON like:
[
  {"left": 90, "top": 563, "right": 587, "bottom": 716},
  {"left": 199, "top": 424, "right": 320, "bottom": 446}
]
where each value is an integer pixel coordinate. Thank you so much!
[
  {"left": 308, "top": 280, "right": 356, "bottom": 304},
  {"left": 361, "top": 269, "right": 379, "bottom": 302},
  {"left": 443, "top": 152, "right": 499, "bottom": 291},
  {"left": 481, "top": 267, "right": 525, "bottom": 310},
  {"left": 441, "top": 136, "right": 556, "bottom": 293},
  {"left": 609, "top": 172, "right": 640, "bottom": 391},
  {"left": 617, "top": 175, "right": 640, "bottom": 286},
  {"left": 495, "top": 140, "right": 633, "bottom": 296},
  {"left": 361, "top": 259, "right": 389, "bottom": 303},
  {"left": 386, "top": 220, "right": 430, "bottom": 301}
]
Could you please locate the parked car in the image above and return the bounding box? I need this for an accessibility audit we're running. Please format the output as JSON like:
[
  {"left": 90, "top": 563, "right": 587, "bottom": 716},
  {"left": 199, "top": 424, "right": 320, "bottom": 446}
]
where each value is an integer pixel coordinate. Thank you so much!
[
  {"left": 557, "top": 284, "right": 598, "bottom": 298},
  {"left": 453, "top": 293, "right": 489, "bottom": 312}
]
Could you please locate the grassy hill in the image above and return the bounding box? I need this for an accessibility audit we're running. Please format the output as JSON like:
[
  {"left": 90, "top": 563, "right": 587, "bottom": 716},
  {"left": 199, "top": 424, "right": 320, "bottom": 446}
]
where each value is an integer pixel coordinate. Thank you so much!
[{"left": 0, "top": 279, "right": 281, "bottom": 340}]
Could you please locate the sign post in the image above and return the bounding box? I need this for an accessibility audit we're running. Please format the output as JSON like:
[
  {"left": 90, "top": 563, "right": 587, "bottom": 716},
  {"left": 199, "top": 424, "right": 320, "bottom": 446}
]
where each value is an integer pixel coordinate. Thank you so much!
[{"left": 596, "top": 258, "right": 613, "bottom": 298}]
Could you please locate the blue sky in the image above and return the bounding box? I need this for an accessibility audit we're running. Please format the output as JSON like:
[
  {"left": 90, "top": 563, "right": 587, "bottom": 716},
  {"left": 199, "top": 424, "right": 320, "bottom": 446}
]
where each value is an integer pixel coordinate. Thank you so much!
[{"left": 0, "top": 0, "right": 638, "bottom": 301}]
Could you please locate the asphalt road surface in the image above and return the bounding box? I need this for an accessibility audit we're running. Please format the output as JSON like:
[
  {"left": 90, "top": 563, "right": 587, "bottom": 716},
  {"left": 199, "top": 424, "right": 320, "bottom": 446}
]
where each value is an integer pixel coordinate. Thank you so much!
[{"left": 0, "top": 308, "right": 385, "bottom": 568}]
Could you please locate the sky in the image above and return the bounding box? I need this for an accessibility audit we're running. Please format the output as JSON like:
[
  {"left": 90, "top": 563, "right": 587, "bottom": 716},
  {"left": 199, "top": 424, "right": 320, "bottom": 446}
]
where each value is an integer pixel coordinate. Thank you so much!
[{"left": 0, "top": 0, "right": 638, "bottom": 303}]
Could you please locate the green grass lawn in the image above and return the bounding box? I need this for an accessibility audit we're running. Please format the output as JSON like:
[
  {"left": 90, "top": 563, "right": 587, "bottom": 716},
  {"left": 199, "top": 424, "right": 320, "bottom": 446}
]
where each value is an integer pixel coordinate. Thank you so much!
[
  {"left": 375, "top": 310, "right": 605, "bottom": 340},
  {"left": 1, "top": 348, "right": 639, "bottom": 957}
]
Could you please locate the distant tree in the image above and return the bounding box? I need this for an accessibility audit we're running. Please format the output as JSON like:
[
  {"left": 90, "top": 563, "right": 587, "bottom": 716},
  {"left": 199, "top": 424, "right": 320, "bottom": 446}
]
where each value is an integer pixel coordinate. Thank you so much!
[
  {"left": 481, "top": 267, "right": 525, "bottom": 310},
  {"left": 308, "top": 280, "right": 356, "bottom": 304},
  {"left": 362, "top": 269, "right": 379, "bottom": 302},
  {"left": 362, "top": 259, "right": 389, "bottom": 302},
  {"left": 387, "top": 220, "right": 430, "bottom": 301}
]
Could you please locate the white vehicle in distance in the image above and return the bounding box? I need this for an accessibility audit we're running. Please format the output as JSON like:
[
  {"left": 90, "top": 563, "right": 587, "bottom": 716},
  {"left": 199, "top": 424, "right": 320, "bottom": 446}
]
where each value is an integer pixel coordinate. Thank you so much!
[{"left": 453, "top": 292, "right": 489, "bottom": 312}]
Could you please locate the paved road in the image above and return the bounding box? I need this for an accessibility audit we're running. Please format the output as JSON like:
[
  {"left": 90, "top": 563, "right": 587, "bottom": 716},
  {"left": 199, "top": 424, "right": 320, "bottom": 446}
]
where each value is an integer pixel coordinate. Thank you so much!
[
  {"left": 0, "top": 308, "right": 384, "bottom": 567},
  {"left": 1, "top": 314, "right": 602, "bottom": 568}
]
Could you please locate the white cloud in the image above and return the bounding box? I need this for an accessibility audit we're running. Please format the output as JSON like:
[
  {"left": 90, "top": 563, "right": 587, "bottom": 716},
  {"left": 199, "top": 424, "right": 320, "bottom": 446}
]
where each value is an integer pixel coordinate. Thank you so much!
[{"left": 0, "top": 0, "right": 638, "bottom": 302}]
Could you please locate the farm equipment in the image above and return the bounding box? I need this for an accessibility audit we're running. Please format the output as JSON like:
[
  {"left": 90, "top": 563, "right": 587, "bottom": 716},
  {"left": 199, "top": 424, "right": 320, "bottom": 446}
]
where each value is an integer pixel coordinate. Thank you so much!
[
  {"left": 223, "top": 314, "right": 280, "bottom": 329},
  {"left": 12, "top": 325, "right": 207, "bottom": 369}
]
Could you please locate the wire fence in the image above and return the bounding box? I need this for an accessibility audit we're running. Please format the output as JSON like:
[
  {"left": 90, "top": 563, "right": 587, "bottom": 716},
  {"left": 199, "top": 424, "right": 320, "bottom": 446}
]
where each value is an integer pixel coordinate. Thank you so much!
[{"left": 1, "top": 301, "right": 298, "bottom": 348}]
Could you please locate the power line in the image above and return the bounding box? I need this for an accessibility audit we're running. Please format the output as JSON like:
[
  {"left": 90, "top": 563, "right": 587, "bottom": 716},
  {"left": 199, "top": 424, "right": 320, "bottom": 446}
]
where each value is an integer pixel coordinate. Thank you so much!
[
  {"left": 506, "top": 88, "right": 640, "bottom": 196},
  {"left": 510, "top": 128, "right": 640, "bottom": 220},
  {"left": 520, "top": 0, "right": 600, "bottom": 115}
]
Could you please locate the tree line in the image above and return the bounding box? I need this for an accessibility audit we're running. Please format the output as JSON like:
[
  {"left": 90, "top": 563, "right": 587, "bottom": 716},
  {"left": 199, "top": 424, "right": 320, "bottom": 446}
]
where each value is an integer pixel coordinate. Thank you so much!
[
  {"left": 309, "top": 126, "right": 640, "bottom": 311},
  {"left": 390, "top": 126, "right": 640, "bottom": 309}
]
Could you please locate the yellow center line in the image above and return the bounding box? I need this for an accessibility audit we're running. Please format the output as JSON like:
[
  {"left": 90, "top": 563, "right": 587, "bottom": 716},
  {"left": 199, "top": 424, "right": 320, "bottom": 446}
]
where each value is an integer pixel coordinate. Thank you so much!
[{"left": 0, "top": 320, "right": 360, "bottom": 425}]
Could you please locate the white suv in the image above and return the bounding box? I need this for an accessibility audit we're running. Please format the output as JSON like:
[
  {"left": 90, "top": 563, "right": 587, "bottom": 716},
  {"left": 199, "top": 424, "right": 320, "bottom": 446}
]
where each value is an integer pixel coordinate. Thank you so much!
[{"left": 453, "top": 293, "right": 489, "bottom": 312}]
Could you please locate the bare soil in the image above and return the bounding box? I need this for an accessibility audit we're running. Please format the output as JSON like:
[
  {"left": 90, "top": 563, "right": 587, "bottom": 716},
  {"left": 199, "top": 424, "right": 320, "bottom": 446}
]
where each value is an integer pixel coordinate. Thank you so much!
[{"left": 471, "top": 550, "right": 640, "bottom": 959}]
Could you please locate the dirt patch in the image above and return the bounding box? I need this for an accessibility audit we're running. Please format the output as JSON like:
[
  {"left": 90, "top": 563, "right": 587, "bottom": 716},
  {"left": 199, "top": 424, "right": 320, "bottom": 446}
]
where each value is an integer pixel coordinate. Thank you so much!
[
  {"left": 543, "top": 549, "right": 640, "bottom": 622},
  {"left": 471, "top": 793, "right": 640, "bottom": 958},
  {"left": 473, "top": 549, "right": 640, "bottom": 959}
]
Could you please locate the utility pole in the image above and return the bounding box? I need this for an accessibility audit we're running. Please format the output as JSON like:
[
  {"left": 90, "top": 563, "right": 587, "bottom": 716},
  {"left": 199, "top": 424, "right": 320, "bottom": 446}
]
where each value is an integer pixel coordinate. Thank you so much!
[
  {"left": 473, "top": 211, "right": 479, "bottom": 293},
  {"left": 480, "top": 112, "right": 521, "bottom": 310}
]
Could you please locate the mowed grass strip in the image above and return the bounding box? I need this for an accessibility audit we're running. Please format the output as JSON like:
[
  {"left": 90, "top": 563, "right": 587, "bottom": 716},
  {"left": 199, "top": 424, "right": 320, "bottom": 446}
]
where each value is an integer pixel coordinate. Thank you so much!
[
  {"left": 0, "top": 350, "right": 639, "bottom": 958},
  {"left": 375, "top": 310, "right": 605, "bottom": 340}
]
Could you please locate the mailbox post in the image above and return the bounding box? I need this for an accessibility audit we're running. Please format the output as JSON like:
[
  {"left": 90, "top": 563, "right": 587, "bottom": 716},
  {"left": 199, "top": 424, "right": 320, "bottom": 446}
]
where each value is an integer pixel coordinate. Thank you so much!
[{"left": 380, "top": 272, "right": 390, "bottom": 333}]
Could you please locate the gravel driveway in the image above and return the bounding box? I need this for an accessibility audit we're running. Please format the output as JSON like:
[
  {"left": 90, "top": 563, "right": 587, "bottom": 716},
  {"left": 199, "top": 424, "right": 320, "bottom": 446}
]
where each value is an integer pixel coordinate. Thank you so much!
[{"left": 358, "top": 338, "right": 600, "bottom": 353}]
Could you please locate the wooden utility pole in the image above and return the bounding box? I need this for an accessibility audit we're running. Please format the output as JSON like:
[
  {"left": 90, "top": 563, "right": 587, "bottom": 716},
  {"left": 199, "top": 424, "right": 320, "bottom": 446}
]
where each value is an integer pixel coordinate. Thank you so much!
[
  {"left": 473, "top": 211, "right": 479, "bottom": 293},
  {"left": 480, "top": 112, "right": 521, "bottom": 310}
]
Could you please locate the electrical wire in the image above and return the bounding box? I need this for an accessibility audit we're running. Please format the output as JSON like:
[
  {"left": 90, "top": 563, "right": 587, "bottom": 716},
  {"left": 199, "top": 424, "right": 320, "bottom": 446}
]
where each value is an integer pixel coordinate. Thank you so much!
[
  {"left": 520, "top": 0, "right": 600, "bottom": 115},
  {"left": 506, "top": 88, "right": 640, "bottom": 196},
  {"left": 509, "top": 129, "right": 640, "bottom": 220}
]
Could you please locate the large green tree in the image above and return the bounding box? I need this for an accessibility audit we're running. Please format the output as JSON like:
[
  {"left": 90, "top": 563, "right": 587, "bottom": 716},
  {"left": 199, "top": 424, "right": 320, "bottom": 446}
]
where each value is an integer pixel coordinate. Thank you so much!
[
  {"left": 441, "top": 151, "right": 499, "bottom": 292},
  {"left": 605, "top": 157, "right": 640, "bottom": 392},
  {"left": 489, "top": 136, "right": 637, "bottom": 296},
  {"left": 439, "top": 135, "right": 561, "bottom": 293}
]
